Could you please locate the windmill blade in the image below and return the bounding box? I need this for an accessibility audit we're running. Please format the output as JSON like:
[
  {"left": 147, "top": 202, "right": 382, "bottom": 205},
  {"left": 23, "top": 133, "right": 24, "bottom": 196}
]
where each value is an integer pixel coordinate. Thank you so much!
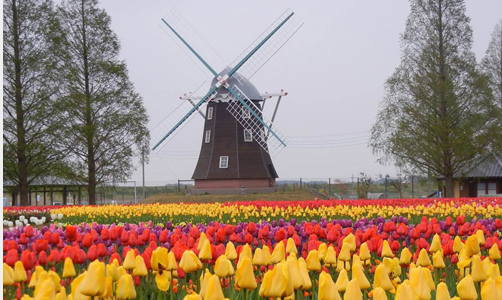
[
  {"left": 161, "top": 9, "right": 221, "bottom": 78},
  {"left": 227, "top": 9, "right": 303, "bottom": 83},
  {"left": 226, "top": 85, "right": 287, "bottom": 155},
  {"left": 152, "top": 85, "right": 218, "bottom": 151}
]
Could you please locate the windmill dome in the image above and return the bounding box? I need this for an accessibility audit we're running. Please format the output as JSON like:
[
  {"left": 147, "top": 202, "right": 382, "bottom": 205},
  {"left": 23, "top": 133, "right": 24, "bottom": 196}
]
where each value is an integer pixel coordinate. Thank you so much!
[{"left": 211, "top": 67, "right": 262, "bottom": 102}]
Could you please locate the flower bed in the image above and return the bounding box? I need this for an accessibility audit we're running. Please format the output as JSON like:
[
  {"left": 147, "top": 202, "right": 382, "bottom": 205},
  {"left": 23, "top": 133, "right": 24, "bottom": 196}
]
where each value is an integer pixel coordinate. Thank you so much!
[{"left": 3, "top": 198, "right": 502, "bottom": 299}]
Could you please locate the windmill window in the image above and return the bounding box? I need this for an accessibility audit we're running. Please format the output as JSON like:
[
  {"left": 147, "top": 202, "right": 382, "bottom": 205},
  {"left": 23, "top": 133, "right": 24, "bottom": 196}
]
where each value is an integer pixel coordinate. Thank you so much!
[
  {"left": 242, "top": 107, "right": 251, "bottom": 119},
  {"left": 207, "top": 107, "right": 213, "bottom": 120},
  {"left": 488, "top": 182, "right": 497, "bottom": 194},
  {"left": 219, "top": 156, "right": 229, "bottom": 168},
  {"left": 244, "top": 129, "right": 253, "bottom": 142},
  {"left": 205, "top": 130, "right": 211, "bottom": 143}
]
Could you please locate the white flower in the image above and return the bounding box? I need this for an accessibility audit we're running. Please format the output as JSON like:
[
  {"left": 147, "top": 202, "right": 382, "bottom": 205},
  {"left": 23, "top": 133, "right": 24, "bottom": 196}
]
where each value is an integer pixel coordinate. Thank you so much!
[
  {"left": 50, "top": 214, "right": 57, "bottom": 220},
  {"left": 30, "top": 217, "right": 35, "bottom": 223},
  {"left": 41, "top": 217, "right": 46, "bottom": 223},
  {"left": 15, "top": 220, "right": 22, "bottom": 227},
  {"left": 57, "top": 214, "right": 63, "bottom": 220},
  {"left": 8, "top": 221, "right": 13, "bottom": 227},
  {"left": 9, "top": 227, "right": 15, "bottom": 232},
  {"left": 19, "top": 216, "right": 25, "bottom": 221},
  {"left": 23, "top": 219, "right": 28, "bottom": 225},
  {"left": 3, "top": 220, "right": 8, "bottom": 226}
]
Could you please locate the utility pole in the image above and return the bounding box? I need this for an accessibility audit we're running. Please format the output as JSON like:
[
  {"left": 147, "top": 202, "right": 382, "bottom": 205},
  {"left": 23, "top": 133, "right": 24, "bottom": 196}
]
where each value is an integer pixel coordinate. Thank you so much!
[{"left": 142, "top": 152, "right": 145, "bottom": 200}]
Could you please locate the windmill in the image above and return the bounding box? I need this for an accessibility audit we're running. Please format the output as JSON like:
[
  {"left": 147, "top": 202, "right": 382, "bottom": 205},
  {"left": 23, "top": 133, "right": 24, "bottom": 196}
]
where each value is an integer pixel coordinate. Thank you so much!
[{"left": 152, "top": 9, "right": 302, "bottom": 193}]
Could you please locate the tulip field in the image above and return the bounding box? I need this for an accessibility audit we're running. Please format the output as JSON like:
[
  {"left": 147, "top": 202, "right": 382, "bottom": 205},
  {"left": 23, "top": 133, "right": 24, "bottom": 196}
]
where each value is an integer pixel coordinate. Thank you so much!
[{"left": 3, "top": 198, "right": 502, "bottom": 299}]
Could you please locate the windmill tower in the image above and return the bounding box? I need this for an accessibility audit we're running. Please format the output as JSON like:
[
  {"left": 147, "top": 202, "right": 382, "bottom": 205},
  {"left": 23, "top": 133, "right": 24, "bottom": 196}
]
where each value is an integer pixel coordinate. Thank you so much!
[{"left": 152, "top": 10, "right": 302, "bottom": 194}]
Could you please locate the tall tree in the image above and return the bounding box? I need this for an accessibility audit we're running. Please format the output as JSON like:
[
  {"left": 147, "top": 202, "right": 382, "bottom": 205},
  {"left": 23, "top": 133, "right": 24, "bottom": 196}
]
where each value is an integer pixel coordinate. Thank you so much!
[
  {"left": 481, "top": 20, "right": 502, "bottom": 108},
  {"left": 57, "top": 0, "right": 150, "bottom": 205},
  {"left": 370, "top": 0, "right": 500, "bottom": 197},
  {"left": 3, "top": 0, "right": 64, "bottom": 206}
]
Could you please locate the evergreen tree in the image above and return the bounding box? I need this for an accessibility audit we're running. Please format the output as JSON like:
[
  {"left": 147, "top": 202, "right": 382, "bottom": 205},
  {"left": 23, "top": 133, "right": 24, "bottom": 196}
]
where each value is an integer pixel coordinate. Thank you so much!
[
  {"left": 370, "top": 0, "right": 500, "bottom": 197},
  {"left": 57, "top": 0, "right": 150, "bottom": 205},
  {"left": 481, "top": 20, "right": 502, "bottom": 108}
]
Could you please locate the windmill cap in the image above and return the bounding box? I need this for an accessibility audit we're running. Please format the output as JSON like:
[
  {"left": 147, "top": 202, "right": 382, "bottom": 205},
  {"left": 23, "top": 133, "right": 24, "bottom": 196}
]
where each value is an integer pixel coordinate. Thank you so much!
[{"left": 210, "top": 67, "right": 262, "bottom": 101}]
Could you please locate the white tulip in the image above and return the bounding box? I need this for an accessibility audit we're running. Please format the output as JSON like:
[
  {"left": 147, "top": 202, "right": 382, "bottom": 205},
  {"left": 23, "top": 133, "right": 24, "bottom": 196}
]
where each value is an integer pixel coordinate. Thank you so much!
[
  {"left": 19, "top": 216, "right": 25, "bottom": 221},
  {"left": 8, "top": 221, "right": 13, "bottom": 227},
  {"left": 3, "top": 220, "right": 8, "bottom": 226},
  {"left": 41, "top": 217, "right": 46, "bottom": 223},
  {"left": 57, "top": 214, "right": 63, "bottom": 220},
  {"left": 50, "top": 214, "right": 57, "bottom": 220}
]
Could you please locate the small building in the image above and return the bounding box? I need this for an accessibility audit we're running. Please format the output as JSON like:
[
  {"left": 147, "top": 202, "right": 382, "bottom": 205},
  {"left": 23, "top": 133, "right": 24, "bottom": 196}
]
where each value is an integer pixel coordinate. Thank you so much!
[{"left": 454, "top": 155, "right": 502, "bottom": 197}]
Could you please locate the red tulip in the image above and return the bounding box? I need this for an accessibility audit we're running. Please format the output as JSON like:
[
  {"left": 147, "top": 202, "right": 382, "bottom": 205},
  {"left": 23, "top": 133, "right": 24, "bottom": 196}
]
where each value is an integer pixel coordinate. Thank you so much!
[
  {"left": 101, "top": 228, "right": 110, "bottom": 240},
  {"left": 25, "top": 226, "right": 34, "bottom": 237},
  {"left": 109, "top": 252, "right": 122, "bottom": 265},
  {"left": 247, "top": 222, "right": 257, "bottom": 233},
  {"left": 87, "top": 244, "right": 98, "bottom": 261},
  {"left": 5, "top": 249, "right": 19, "bottom": 267},
  {"left": 82, "top": 233, "right": 93, "bottom": 248},
  {"left": 65, "top": 225, "right": 77, "bottom": 241},
  {"left": 49, "top": 232, "right": 60, "bottom": 245},
  {"left": 48, "top": 249, "right": 61, "bottom": 264},
  {"left": 120, "top": 231, "right": 129, "bottom": 244},
  {"left": 19, "top": 233, "right": 29, "bottom": 245},
  {"left": 38, "top": 251, "right": 48, "bottom": 265},
  {"left": 75, "top": 249, "right": 86, "bottom": 264},
  {"left": 21, "top": 249, "right": 36, "bottom": 270},
  {"left": 274, "top": 228, "right": 286, "bottom": 242},
  {"left": 110, "top": 228, "right": 118, "bottom": 240},
  {"left": 32, "top": 239, "right": 49, "bottom": 253}
]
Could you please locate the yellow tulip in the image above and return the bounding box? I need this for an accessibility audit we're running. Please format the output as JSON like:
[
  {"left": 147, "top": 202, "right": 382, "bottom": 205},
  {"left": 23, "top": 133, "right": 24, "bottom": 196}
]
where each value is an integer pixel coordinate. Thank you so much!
[
  {"left": 352, "top": 260, "right": 370, "bottom": 290},
  {"left": 269, "top": 241, "right": 285, "bottom": 264},
  {"left": 102, "top": 277, "right": 113, "bottom": 298},
  {"left": 123, "top": 249, "right": 136, "bottom": 270},
  {"left": 394, "top": 280, "right": 416, "bottom": 300},
  {"left": 489, "top": 244, "right": 501, "bottom": 260},
  {"left": 344, "top": 279, "right": 363, "bottom": 300},
  {"left": 373, "top": 264, "right": 394, "bottom": 291},
  {"left": 318, "top": 271, "right": 342, "bottom": 300},
  {"left": 199, "top": 269, "right": 212, "bottom": 298},
  {"left": 14, "top": 261, "right": 27, "bottom": 282},
  {"left": 198, "top": 239, "right": 212, "bottom": 260},
  {"left": 34, "top": 278, "right": 56, "bottom": 300},
  {"left": 235, "top": 257, "right": 257, "bottom": 290},
  {"left": 381, "top": 240, "right": 394, "bottom": 258},
  {"left": 179, "top": 250, "right": 202, "bottom": 273},
  {"left": 70, "top": 272, "right": 85, "bottom": 299},
  {"left": 399, "top": 247, "right": 412, "bottom": 265},
  {"left": 166, "top": 251, "right": 178, "bottom": 271},
  {"left": 429, "top": 234, "right": 441, "bottom": 253},
  {"left": 344, "top": 233, "right": 357, "bottom": 252},
  {"left": 416, "top": 249, "right": 431, "bottom": 267},
  {"left": 488, "top": 263, "right": 501, "bottom": 279},
  {"left": 214, "top": 255, "right": 234, "bottom": 278},
  {"left": 285, "top": 253, "right": 304, "bottom": 290},
  {"left": 80, "top": 260, "right": 106, "bottom": 296},
  {"left": 197, "top": 232, "right": 208, "bottom": 251},
  {"left": 151, "top": 247, "right": 169, "bottom": 271},
  {"left": 335, "top": 268, "right": 349, "bottom": 293},
  {"left": 55, "top": 286, "right": 68, "bottom": 300},
  {"left": 318, "top": 243, "right": 327, "bottom": 261},
  {"left": 476, "top": 230, "right": 485, "bottom": 246},
  {"left": 359, "top": 242, "right": 371, "bottom": 262},
  {"left": 155, "top": 271, "right": 170, "bottom": 291},
  {"left": 133, "top": 255, "right": 148, "bottom": 276},
  {"left": 409, "top": 267, "right": 432, "bottom": 300},
  {"left": 324, "top": 245, "right": 337, "bottom": 266},
  {"left": 453, "top": 236, "right": 465, "bottom": 253},
  {"left": 107, "top": 263, "right": 119, "bottom": 282},
  {"left": 465, "top": 235, "right": 481, "bottom": 257},
  {"left": 471, "top": 255, "right": 488, "bottom": 282},
  {"left": 286, "top": 238, "right": 298, "bottom": 254},
  {"left": 306, "top": 249, "right": 321, "bottom": 271},
  {"left": 204, "top": 275, "right": 225, "bottom": 300},
  {"left": 225, "top": 242, "right": 237, "bottom": 260},
  {"left": 457, "top": 275, "right": 477, "bottom": 300},
  {"left": 433, "top": 249, "right": 446, "bottom": 269},
  {"left": 371, "top": 287, "right": 388, "bottom": 300},
  {"left": 29, "top": 266, "right": 45, "bottom": 288},
  {"left": 298, "top": 258, "right": 312, "bottom": 290},
  {"left": 259, "top": 261, "right": 294, "bottom": 298},
  {"left": 48, "top": 271, "right": 62, "bottom": 293},
  {"left": 481, "top": 278, "right": 500, "bottom": 300},
  {"left": 33, "top": 271, "right": 49, "bottom": 296},
  {"left": 435, "top": 282, "right": 451, "bottom": 300},
  {"left": 116, "top": 274, "right": 136, "bottom": 300},
  {"left": 4, "top": 263, "right": 15, "bottom": 286},
  {"left": 183, "top": 293, "right": 202, "bottom": 300},
  {"left": 338, "top": 243, "right": 352, "bottom": 261},
  {"left": 62, "top": 258, "right": 76, "bottom": 278}
]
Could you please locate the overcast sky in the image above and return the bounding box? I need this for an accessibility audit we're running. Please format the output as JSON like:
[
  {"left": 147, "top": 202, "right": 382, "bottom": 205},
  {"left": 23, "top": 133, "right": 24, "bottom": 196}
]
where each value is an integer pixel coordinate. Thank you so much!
[{"left": 98, "top": 1, "right": 502, "bottom": 185}]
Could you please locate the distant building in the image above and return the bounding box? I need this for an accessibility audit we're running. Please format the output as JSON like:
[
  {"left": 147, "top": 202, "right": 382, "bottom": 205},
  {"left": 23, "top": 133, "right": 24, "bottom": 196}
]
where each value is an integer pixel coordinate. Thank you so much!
[{"left": 454, "top": 155, "right": 502, "bottom": 197}]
